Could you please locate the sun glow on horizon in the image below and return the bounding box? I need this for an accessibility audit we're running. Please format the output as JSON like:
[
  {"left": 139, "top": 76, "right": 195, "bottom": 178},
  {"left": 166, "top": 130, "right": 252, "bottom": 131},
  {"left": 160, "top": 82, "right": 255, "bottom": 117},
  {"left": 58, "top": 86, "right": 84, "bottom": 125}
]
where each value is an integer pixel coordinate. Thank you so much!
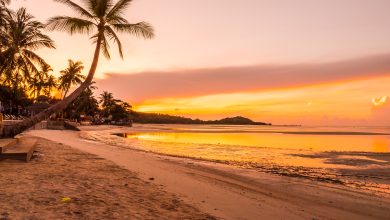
[{"left": 133, "top": 76, "right": 390, "bottom": 125}]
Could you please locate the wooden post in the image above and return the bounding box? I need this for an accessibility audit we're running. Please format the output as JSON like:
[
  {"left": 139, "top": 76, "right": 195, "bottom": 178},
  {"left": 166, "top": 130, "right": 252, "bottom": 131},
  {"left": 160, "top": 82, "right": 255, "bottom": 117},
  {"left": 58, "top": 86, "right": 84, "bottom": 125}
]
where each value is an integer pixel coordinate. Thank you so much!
[{"left": 0, "top": 113, "right": 3, "bottom": 137}]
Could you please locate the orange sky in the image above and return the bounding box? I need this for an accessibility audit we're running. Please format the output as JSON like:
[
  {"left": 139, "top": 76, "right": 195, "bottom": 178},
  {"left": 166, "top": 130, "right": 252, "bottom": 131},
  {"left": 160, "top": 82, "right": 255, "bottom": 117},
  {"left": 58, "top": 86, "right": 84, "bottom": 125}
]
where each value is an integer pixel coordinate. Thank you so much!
[
  {"left": 9, "top": 0, "right": 390, "bottom": 125},
  {"left": 133, "top": 76, "right": 390, "bottom": 125}
]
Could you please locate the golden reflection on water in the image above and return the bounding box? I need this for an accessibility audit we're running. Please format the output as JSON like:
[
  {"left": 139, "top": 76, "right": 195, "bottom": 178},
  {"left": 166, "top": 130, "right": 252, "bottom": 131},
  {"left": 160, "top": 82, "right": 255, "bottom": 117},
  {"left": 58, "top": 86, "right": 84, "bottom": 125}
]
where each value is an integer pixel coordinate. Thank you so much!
[
  {"left": 128, "top": 132, "right": 390, "bottom": 152},
  {"left": 372, "top": 138, "right": 390, "bottom": 152},
  {"left": 113, "top": 129, "right": 390, "bottom": 194}
]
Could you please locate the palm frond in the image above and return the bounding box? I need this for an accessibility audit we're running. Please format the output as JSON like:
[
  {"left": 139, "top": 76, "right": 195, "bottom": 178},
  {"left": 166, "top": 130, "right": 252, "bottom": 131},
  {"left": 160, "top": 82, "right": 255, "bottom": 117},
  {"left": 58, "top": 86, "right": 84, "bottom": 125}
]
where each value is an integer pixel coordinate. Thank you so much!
[
  {"left": 106, "top": 0, "right": 132, "bottom": 20},
  {"left": 24, "top": 33, "right": 56, "bottom": 50},
  {"left": 101, "top": 34, "right": 111, "bottom": 59},
  {"left": 54, "top": 0, "right": 95, "bottom": 19},
  {"left": 0, "top": 0, "right": 10, "bottom": 5},
  {"left": 22, "top": 49, "right": 48, "bottom": 67},
  {"left": 112, "top": 22, "right": 154, "bottom": 39},
  {"left": 46, "top": 16, "right": 95, "bottom": 34},
  {"left": 105, "top": 26, "right": 123, "bottom": 58},
  {"left": 106, "top": 14, "right": 128, "bottom": 24}
]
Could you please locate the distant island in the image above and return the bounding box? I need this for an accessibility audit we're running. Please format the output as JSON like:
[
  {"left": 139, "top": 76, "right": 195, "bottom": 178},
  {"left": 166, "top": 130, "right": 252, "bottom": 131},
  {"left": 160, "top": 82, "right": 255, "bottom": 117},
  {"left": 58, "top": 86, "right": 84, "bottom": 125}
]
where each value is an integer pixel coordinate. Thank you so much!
[{"left": 130, "top": 112, "right": 272, "bottom": 125}]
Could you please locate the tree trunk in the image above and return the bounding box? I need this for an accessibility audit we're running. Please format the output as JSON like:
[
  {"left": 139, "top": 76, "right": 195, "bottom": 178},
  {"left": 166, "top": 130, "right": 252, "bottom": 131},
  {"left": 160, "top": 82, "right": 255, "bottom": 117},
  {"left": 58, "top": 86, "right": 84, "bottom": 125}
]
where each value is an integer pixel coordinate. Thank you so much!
[
  {"left": 63, "top": 88, "right": 69, "bottom": 100},
  {"left": 2, "top": 32, "right": 103, "bottom": 138}
]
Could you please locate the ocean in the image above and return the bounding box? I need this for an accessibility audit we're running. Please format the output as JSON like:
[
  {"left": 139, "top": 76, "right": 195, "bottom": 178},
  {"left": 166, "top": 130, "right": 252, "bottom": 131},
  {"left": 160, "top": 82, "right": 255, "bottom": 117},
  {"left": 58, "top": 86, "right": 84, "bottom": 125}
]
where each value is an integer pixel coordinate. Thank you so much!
[{"left": 85, "top": 124, "right": 390, "bottom": 194}]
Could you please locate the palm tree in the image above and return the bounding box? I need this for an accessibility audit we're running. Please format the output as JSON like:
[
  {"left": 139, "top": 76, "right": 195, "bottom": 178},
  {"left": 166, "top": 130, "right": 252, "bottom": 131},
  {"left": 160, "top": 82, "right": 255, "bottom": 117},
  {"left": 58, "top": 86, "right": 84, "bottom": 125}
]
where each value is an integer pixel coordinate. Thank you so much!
[
  {"left": 65, "top": 83, "right": 99, "bottom": 119},
  {"left": 44, "top": 75, "right": 58, "bottom": 97},
  {"left": 3, "top": 0, "right": 154, "bottom": 137},
  {"left": 58, "top": 59, "right": 85, "bottom": 99},
  {"left": 39, "top": 63, "right": 53, "bottom": 79},
  {"left": 99, "top": 91, "right": 114, "bottom": 108},
  {"left": 99, "top": 91, "right": 115, "bottom": 117},
  {"left": 0, "top": 8, "right": 55, "bottom": 83},
  {"left": 28, "top": 63, "right": 53, "bottom": 99},
  {"left": 28, "top": 76, "right": 40, "bottom": 98},
  {"left": 38, "top": 63, "right": 54, "bottom": 97}
]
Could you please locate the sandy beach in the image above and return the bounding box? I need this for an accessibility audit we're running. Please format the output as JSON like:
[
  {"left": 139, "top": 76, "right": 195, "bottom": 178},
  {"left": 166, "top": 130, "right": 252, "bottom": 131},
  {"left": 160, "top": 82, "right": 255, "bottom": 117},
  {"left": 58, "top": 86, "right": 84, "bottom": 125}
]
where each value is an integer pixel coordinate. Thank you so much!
[
  {"left": 0, "top": 137, "right": 215, "bottom": 220},
  {"left": 8, "top": 126, "right": 387, "bottom": 220},
  {"left": 2, "top": 0, "right": 390, "bottom": 219}
]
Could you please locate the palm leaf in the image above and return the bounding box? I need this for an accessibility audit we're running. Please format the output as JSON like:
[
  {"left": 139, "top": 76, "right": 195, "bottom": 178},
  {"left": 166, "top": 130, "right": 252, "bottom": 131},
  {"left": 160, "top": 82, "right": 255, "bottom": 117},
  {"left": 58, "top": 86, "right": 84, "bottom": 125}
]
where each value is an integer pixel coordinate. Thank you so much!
[
  {"left": 54, "top": 0, "right": 95, "bottom": 19},
  {"left": 105, "top": 26, "right": 123, "bottom": 58},
  {"left": 106, "top": 0, "right": 132, "bottom": 20},
  {"left": 101, "top": 34, "right": 111, "bottom": 59},
  {"left": 22, "top": 49, "right": 48, "bottom": 67},
  {"left": 112, "top": 22, "right": 154, "bottom": 39},
  {"left": 46, "top": 16, "right": 95, "bottom": 34}
]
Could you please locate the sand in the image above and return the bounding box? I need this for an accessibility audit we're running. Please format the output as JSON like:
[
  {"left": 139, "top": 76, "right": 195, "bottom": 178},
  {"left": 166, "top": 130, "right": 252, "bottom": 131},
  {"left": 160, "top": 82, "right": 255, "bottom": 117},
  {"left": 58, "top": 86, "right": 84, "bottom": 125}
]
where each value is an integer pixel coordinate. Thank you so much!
[
  {"left": 0, "top": 138, "right": 215, "bottom": 220},
  {"left": 24, "top": 127, "right": 390, "bottom": 220}
]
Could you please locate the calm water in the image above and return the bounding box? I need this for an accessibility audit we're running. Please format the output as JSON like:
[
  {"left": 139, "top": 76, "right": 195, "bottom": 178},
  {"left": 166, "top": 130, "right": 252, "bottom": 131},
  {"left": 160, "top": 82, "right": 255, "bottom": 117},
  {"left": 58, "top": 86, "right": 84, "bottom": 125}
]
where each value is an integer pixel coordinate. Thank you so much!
[
  {"left": 121, "top": 124, "right": 390, "bottom": 152},
  {"left": 106, "top": 124, "right": 390, "bottom": 193}
]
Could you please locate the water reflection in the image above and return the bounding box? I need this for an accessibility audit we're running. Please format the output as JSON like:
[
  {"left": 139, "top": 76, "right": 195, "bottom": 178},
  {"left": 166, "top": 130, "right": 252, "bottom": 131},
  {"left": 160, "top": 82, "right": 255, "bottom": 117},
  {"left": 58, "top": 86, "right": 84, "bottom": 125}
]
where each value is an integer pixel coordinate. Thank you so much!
[
  {"left": 121, "top": 132, "right": 390, "bottom": 152},
  {"left": 111, "top": 125, "right": 390, "bottom": 194}
]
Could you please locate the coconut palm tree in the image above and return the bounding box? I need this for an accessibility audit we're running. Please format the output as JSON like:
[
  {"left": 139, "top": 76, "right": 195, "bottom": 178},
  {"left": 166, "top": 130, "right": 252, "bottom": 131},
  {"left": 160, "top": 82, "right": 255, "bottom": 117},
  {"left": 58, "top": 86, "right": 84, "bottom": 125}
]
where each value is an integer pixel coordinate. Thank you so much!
[
  {"left": 99, "top": 91, "right": 114, "bottom": 108},
  {"left": 99, "top": 91, "right": 116, "bottom": 117},
  {"left": 0, "top": 8, "right": 55, "bottom": 81},
  {"left": 28, "top": 76, "right": 40, "bottom": 98},
  {"left": 3, "top": 0, "right": 154, "bottom": 137},
  {"left": 58, "top": 59, "right": 85, "bottom": 99},
  {"left": 44, "top": 75, "right": 58, "bottom": 97},
  {"left": 38, "top": 63, "right": 54, "bottom": 97},
  {"left": 28, "top": 63, "right": 53, "bottom": 99}
]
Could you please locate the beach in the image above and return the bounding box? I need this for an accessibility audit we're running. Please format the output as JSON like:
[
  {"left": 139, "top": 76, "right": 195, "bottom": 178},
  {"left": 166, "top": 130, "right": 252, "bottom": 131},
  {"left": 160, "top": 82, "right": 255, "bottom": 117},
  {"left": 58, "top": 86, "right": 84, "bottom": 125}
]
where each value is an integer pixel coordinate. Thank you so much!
[
  {"left": 2, "top": 0, "right": 390, "bottom": 219},
  {"left": 6, "top": 125, "right": 387, "bottom": 219},
  {"left": 0, "top": 137, "right": 214, "bottom": 220}
]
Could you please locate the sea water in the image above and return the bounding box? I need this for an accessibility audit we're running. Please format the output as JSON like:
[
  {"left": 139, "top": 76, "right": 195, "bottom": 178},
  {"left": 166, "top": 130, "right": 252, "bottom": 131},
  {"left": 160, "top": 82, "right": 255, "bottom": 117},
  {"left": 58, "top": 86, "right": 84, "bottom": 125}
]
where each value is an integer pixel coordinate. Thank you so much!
[{"left": 87, "top": 124, "right": 390, "bottom": 194}]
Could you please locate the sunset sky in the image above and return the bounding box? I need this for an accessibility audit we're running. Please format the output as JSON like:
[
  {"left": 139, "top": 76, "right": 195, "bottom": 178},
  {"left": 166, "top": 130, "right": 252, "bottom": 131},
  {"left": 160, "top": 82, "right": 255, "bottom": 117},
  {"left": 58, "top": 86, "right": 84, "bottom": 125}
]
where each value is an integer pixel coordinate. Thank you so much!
[{"left": 9, "top": 0, "right": 390, "bottom": 125}]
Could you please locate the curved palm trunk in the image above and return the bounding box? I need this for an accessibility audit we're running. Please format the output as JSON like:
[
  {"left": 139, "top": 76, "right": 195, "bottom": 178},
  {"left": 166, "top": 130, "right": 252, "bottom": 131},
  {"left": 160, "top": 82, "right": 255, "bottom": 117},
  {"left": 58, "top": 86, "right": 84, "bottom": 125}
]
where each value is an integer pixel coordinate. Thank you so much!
[{"left": 2, "top": 33, "right": 103, "bottom": 137}]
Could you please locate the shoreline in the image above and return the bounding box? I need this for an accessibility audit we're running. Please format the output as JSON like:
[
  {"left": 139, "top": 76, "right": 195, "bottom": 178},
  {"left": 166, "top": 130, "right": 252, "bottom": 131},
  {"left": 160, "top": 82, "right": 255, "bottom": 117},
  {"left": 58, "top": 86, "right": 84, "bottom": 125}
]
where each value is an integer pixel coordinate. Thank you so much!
[
  {"left": 26, "top": 127, "right": 390, "bottom": 219},
  {"left": 82, "top": 125, "right": 390, "bottom": 195}
]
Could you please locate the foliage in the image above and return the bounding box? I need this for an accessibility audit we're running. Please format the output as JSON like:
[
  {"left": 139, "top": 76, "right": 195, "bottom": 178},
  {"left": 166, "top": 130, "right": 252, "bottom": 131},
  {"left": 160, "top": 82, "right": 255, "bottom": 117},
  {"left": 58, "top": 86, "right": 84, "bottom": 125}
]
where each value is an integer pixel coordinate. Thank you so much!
[
  {"left": 58, "top": 59, "right": 85, "bottom": 98},
  {"left": 46, "top": 0, "right": 154, "bottom": 60},
  {"left": 0, "top": 7, "right": 55, "bottom": 90},
  {"left": 130, "top": 113, "right": 271, "bottom": 125},
  {"left": 1, "top": 1, "right": 154, "bottom": 137},
  {"left": 99, "top": 91, "right": 132, "bottom": 121},
  {"left": 0, "top": 84, "right": 32, "bottom": 115},
  {"left": 0, "top": 5, "right": 57, "bottom": 108},
  {"left": 64, "top": 84, "right": 99, "bottom": 119}
]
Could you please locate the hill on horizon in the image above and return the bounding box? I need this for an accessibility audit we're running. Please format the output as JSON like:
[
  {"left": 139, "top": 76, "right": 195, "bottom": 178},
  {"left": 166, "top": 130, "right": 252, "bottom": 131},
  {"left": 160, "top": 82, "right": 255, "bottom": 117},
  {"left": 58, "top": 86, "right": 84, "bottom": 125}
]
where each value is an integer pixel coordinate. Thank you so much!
[{"left": 131, "top": 112, "right": 271, "bottom": 125}]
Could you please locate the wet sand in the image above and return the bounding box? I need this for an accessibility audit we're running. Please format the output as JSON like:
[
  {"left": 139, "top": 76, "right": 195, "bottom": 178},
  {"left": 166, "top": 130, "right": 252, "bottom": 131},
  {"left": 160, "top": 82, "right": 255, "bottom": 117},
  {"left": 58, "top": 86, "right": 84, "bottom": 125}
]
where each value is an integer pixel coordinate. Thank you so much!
[
  {"left": 27, "top": 127, "right": 390, "bottom": 220},
  {"left": 0, "top": 138, "right": 214, "bottom": 220}
]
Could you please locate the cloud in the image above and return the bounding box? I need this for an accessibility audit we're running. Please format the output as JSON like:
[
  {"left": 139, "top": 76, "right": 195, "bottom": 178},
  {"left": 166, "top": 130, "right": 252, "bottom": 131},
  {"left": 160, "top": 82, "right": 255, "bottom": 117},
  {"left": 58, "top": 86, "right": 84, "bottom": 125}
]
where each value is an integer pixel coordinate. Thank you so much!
[
  {"left": 96, "top": 53, "right": 390, "bottom": 102},
  {"left": 371, "top": 96, "right": 390, "bottom": 124},
  {"left": 372, "top": 96, "right": 388, "bottom": 107}
]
